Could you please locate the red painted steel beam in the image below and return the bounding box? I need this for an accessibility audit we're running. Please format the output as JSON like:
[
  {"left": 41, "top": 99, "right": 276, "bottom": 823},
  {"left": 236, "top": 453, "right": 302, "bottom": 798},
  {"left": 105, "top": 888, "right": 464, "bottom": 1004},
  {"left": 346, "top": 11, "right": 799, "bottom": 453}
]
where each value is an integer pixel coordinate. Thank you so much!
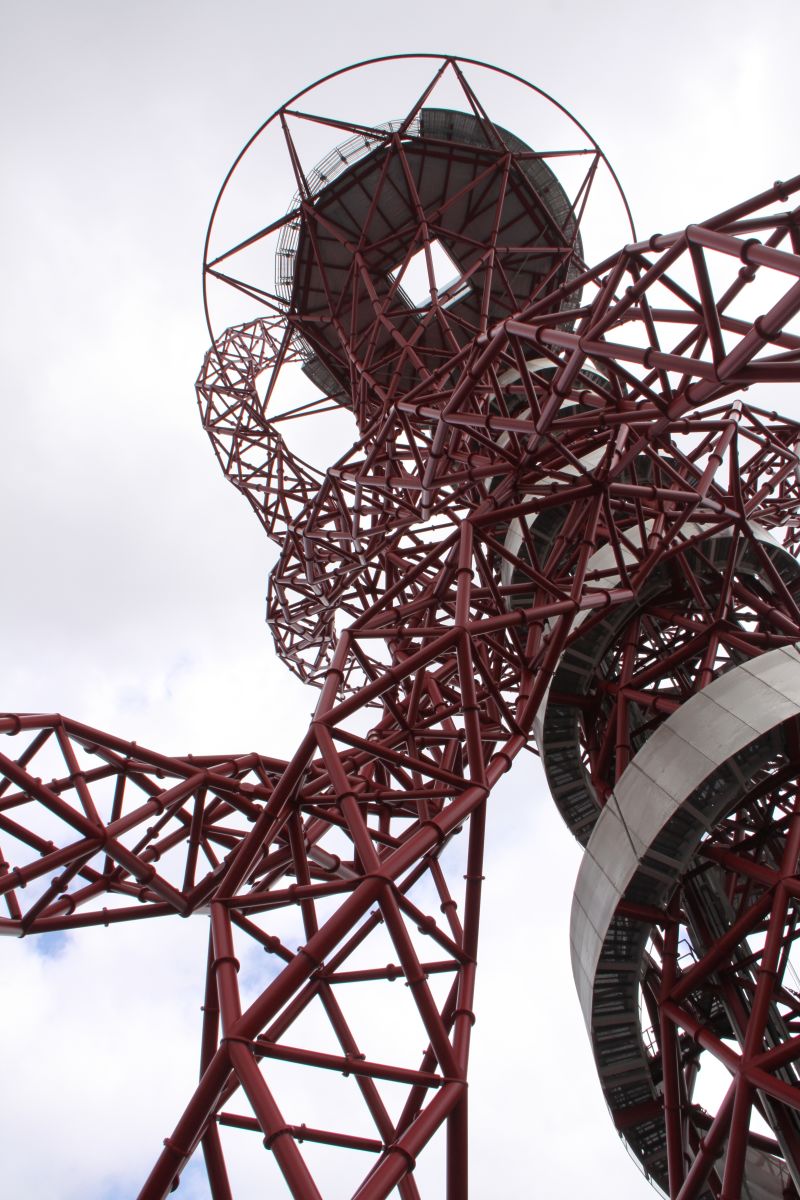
[{"left": 5, "top": 53, "right": 800, "bottom": 1200}]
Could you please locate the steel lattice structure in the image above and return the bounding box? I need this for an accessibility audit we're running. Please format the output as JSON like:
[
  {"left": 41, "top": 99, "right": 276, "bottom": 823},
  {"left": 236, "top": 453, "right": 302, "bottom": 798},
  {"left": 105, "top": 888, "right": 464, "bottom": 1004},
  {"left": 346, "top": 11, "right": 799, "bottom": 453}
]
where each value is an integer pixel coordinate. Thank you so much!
[{"left": 6, "top": 54, "right": 800, "bottom": 1199}]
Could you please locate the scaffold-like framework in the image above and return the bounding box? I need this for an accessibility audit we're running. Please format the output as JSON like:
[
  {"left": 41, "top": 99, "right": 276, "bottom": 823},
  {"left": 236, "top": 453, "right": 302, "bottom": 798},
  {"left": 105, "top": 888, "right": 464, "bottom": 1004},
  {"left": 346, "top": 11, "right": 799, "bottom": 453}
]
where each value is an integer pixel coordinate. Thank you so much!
[{"left": 5, "top": 54, "right": 800, "bottom": 1199}]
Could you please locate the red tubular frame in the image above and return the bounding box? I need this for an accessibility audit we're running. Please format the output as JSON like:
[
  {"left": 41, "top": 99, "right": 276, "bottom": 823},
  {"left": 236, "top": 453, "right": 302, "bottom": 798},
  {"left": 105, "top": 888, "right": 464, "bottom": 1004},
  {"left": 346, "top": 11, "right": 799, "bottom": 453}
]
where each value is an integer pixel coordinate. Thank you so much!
[{"left": 4, "top": 55, "right": 800, "bottom": 1199}]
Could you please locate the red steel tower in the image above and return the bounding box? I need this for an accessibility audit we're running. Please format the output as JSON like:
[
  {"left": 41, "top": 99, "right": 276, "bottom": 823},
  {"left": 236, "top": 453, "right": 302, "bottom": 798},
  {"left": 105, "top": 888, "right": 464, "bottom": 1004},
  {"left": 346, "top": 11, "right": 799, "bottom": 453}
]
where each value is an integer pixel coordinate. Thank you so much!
[{"left": 4, "top": 54, "right": 800, "bottom": 1199}]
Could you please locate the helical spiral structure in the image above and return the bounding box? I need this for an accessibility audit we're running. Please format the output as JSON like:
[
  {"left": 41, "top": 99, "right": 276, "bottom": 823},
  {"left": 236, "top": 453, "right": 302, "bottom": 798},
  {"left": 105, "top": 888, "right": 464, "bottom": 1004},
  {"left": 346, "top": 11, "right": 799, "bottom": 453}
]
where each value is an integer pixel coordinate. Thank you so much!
[{"left": 4, "top": 55, "right": 800, "bottom": 1199}]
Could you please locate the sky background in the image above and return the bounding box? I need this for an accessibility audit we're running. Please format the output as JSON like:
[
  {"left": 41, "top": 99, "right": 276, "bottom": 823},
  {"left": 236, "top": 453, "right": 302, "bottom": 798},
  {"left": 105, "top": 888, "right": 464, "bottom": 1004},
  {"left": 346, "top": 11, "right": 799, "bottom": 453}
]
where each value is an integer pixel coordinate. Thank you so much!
[{"left": 1, "top": 1, "right": 799, "bottom": 1196}]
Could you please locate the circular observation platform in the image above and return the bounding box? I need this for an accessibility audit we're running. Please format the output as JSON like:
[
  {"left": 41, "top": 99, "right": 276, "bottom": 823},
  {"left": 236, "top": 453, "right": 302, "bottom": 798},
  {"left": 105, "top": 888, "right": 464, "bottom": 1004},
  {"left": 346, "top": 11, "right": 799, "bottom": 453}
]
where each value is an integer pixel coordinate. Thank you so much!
[{"left": 278, "top": 106, "right": 582, "bottom": 406}]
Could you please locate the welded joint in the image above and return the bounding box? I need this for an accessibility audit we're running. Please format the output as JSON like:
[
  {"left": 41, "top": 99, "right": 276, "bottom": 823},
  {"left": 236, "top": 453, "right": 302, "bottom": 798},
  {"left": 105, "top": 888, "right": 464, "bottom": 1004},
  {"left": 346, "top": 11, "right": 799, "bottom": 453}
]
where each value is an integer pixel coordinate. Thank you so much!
[
  {"left": 212, "top": 953, "right": 241, "bottom": 973},
  {"left": 385, "top": 1141, "right": 417, "bottom": 1173}
]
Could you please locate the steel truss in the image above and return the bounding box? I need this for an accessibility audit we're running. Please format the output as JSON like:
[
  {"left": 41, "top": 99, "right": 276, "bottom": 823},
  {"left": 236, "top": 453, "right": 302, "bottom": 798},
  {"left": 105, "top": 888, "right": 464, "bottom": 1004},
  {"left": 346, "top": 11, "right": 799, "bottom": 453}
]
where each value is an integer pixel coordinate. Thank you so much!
[{"left": 5, "top": 54, "right": 800, "bottom": 1199}]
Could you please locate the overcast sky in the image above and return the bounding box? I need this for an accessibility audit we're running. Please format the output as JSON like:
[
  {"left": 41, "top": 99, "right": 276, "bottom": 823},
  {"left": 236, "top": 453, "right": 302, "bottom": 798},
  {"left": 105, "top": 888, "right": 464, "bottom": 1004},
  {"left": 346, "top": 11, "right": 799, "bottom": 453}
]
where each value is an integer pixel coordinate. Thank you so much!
[{"left": 1, "top": 2, "right": 799, "bottom": 1197}]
